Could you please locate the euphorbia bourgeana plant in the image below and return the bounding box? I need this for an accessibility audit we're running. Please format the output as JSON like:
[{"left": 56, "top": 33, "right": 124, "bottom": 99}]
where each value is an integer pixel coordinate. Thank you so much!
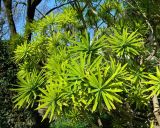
[{"left": 13, "top": 7, "right": 156, "bottom": 127}]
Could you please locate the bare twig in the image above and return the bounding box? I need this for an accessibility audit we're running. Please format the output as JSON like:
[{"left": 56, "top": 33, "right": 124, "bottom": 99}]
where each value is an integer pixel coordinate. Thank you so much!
[
  {"left": 35, "top": 8, "right": 45, "bottom": 17},
  {"left": 41, "top": 0, "right": 76, "bottom": 19}
]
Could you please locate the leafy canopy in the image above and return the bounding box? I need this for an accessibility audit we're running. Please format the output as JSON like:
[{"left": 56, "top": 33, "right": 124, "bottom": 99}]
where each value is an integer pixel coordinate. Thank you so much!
[{"left": 12, "top": 2, "right": 157, "bottom": 127}]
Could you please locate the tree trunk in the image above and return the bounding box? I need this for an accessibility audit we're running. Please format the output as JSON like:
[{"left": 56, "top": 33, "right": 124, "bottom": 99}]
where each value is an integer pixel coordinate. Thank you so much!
[
  {"left": 31, "top": 110, "right": 50, "bottom": 128},
  {"left": 153, "top": 95, "right": 160, "bottom": 126},
  {"left": 2, "top": 0, "right": 17, "bottom": 37},
  {"left": 25, "top": 0, "right": 42, "bottom": 41},
  {"left": 31, "top": 103, "right": 49, "bottom": 128}
]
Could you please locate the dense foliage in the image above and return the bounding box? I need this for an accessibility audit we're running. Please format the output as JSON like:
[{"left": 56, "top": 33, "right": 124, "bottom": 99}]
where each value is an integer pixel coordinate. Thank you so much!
[
  {"left": 2, "top": 0, "right": 160, "bottom": 127},
  {"left": 12, "top": 6, "right": 158, "bottom": 128}
]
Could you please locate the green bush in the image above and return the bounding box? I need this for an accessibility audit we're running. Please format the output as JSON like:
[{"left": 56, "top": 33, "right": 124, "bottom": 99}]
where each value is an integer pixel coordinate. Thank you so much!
[{"left": 50, "top": 117, "right": 89, "bottom": 128}]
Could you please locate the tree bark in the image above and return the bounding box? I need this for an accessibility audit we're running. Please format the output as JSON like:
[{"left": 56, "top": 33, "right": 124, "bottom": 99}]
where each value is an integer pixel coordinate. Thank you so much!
[
  {"left": 2, "top": 0, "right": 17, "bottom": 38},
  {"left": 25, "top": 0, "right": 42, "bottom": 41},
  {"left": 31, "top": 109, "right": 49, "bottom": 128},
  {"left": 153, "top": 95, "right": 160, "bottom": 126}
]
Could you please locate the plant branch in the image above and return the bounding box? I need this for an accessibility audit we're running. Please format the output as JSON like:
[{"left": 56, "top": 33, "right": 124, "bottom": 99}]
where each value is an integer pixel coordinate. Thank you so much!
[
  {"left": 41, "top": 0, "right": 76, "bottom": 19},
  {"left": 97, "top": 117, "right": 103, "bottom": 127},
  {"left": 35, "top": 8, "right": 45, "bottom": 17}
]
